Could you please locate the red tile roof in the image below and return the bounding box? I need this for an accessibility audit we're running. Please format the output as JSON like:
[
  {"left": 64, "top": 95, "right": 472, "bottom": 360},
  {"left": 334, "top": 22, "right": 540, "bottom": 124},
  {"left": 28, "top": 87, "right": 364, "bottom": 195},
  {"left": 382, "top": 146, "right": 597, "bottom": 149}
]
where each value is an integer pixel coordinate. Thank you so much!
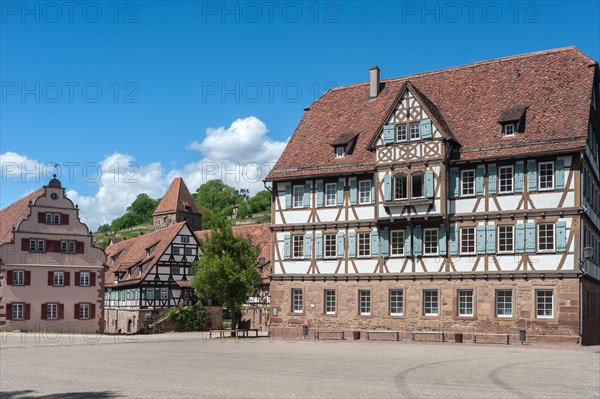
[
  {"left": 0, "top": 188, "right": 45, "bottom": 246},
  {"left": 266, "top": 47, "right": 596, "bottom": 181},
  {"left": 105, "top": 222, "right": 187, "bottom": 287},
  {"left": 153, "top": 177, "right": 200, "bottom": 215}
]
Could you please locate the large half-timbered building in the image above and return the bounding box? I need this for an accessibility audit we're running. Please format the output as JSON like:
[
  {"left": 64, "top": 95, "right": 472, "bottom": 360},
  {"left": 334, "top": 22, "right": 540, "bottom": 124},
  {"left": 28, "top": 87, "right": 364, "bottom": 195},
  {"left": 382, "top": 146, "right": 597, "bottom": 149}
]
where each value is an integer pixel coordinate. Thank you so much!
[{"left": 266, "top": 47, "right": 600, "bottom": 345}]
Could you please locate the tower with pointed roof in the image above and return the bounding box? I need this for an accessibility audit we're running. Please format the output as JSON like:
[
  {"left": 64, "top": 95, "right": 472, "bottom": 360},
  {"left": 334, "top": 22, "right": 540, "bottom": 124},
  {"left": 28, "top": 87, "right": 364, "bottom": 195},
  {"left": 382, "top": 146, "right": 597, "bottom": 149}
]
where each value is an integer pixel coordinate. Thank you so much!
[{"left": 152, "top": 177, "right": 202, "bottom": 231}]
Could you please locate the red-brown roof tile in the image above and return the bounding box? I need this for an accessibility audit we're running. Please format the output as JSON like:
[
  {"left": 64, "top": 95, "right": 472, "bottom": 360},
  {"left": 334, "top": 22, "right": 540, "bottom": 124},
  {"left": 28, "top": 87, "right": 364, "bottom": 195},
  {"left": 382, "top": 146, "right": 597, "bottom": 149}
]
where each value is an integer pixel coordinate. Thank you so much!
[
  {"left": 0, "top": 188, "right": 45, "bottom": 245},
  {"left": 153, "top": 177, "right": 200, "bottom": 215}
]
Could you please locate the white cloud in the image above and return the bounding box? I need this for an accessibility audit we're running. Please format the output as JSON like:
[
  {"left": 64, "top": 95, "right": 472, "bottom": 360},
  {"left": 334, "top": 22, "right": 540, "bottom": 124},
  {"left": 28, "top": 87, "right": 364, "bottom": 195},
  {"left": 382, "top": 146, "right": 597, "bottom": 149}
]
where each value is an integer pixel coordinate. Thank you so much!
[{"left": 1, "top": 151, "right": 45, "bottom": 181}]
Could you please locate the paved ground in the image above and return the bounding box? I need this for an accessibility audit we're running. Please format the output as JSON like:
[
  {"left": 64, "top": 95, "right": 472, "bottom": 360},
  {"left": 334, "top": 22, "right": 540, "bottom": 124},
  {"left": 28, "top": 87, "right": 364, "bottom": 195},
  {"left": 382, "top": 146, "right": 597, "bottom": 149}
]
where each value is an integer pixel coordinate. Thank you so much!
[{"left": 1, "top": 332, "right": 599, "bottom": 398}]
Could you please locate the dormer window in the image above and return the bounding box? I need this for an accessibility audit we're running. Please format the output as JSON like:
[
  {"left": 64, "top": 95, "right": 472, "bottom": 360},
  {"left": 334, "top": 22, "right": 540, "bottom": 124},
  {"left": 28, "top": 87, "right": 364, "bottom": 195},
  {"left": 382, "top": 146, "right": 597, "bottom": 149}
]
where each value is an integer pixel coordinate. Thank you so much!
[
  {"left": 335, "top": 146, "right": 346, "bottom": 158},
  {"left": 498, "top": 106, "right": 527, "bottom": 137},
  {"left": 503, "top": 123, "right": 516, "bottom": 137}
]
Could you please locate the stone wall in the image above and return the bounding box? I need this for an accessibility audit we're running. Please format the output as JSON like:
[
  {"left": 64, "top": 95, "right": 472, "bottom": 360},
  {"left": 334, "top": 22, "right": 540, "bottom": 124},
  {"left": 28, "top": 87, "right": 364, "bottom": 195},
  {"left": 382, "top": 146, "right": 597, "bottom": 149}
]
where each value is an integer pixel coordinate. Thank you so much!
[{"left": 269, "top": 277, "right": 581, "bottom": 343}]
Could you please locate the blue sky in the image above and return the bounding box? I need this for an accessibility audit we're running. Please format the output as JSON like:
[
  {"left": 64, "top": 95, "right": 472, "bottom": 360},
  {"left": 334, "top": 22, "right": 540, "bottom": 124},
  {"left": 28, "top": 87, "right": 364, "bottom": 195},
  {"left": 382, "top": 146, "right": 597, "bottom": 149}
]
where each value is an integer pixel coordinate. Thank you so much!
[{"left": 1, "top": 0, "right": 599, "bottom": 229}]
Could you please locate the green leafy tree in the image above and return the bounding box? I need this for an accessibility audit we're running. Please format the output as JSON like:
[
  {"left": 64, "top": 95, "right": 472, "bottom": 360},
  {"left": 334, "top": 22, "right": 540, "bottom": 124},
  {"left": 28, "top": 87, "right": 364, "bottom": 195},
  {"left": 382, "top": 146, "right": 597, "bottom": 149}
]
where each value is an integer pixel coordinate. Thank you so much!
[
  {"left": 238, "top": 190, "right": 271, "bottom": 218},
  {"left": 109, "top": 193, "right": 160, "bottom": 231},
  {"left": 193, "top": 180, "right": 247, "bottom": 228},
  {"left": 192, "top": 218, "right": 261, "bottom": 330},
  {"left": 96, "top": 224, "right": 111, "bottom": 234}
]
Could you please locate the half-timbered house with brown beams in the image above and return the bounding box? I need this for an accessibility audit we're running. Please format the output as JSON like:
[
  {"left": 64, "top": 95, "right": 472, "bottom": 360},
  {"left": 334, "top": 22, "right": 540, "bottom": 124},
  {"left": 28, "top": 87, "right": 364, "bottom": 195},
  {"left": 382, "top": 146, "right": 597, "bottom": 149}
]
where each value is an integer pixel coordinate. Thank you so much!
[
  {"left": 103, "top": 177, "right": 205, "bottom": 333},
  {"left": 0, "top": 176, "right": 107, "bottom": 333},
  {"left": 266, "top": 47, "right": 600, "bottom": 345}
]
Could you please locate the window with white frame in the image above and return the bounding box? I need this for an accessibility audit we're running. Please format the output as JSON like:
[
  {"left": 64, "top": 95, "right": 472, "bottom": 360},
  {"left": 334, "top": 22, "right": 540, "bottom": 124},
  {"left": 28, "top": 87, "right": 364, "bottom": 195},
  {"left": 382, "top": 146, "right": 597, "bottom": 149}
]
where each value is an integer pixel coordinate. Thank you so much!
[
  {"left": 12, "top": 270, "right": 24, "bottom": 286},
  {"left": 411, "top": 172, "right": 424, "bottom": 198},
  {"left": 394, "top": 174, "right": 408, "bottom": 200},
  {"left": 460, "top": 227, "right": 476, "bottom": 255},
  {"left": 536, "top": 290, "right": 554, "bottom": 318},
  {"left": 539, "top": 162, "right": 554, "bottom": 190},
  {"left": 53, "top": 271, "right": 64, "bottom": 287},
  {"left": 29, "top": 239, "right": 36, "bottom": 252},
  {"left": 538, "top": 223, "right": 555, "bottom": 252},
  {"left": 80, "top": 272, "right": 90, "bottom": 287},
  {"left": 359, "top": 290, "right": 371, "bottom": 315},
  {"left": 293, "top": 185, "right": 304, "bottom": 208},
  {"left": 160, "top": 288, "right": 169, "bottom": 300},
  {"left": 423, "top": 228, "right": 438, "bottom": 255},
  {"left": 12, "top": 303, "right": 24, "bottom": 320},
  {"left": 53, "top": 213, "right": 61, "bottom": 225},
  {"left": 292, "top": 235, "right": 304, "bottom": 259},
  {"left": 503, "top": 123, "right": 516, "bottom": 137},
  {"left": 37, "top": 240, "right": 45, "bottom": 253},
  {"left": 396, "top": 124, "right": 407, "bottom": 141},
  {"left": 423, "top": 290, "right": 439, "bottom": 316},
  {"left": 390, "top": 230, "right": 405, "bottom": 256},
  {"left": 324, "top": 234, "right": 336, "bottom": 258},
  {"left": 498, "top": 225, "right": 514, "bottom": 253},
  {"left": 47, "top": 303, "right": 58, "bottom": 320},
  {"left": 45, "top": 213, "right": 53, "bottom": 224},
  {"left": 335, "top": 146, "right": 345, "bottom": 158},
  {"left": 61, "top": 241, "right": 68, "bottom": 253},
  {"left": 359, "top": 180, "right": 371, "bottom": 204},
  {"left": 292, "top": 288, "right": 303, "bottom": 313},
  {"left": 324, "top": 290, "right": 336, "bottom": 314},
  {"left": 79, "top": 303, "right": 90, "bottom": 320},
  {"left": 68, "top": 242, "right": 76, "bottom": 254},
  {"left": 409, "top": 122, "right": 420, "bottom": 140},
  {"left": 496, "top": 290, "right": 513, "bottom": 317},
  {"left": 146, "top": 288, "right": 155, "bottom": 300},
  {"left": 325, "top": 183, "right": 337, "bottom": 206},
  {"left": 357, "top": 232, "right": 371, "bottom": 257},
  {"left": 458, "top": 290, "right": 474, "bottom": 316},
  {"left": 389, "top": 289, "right": 404, "bottom": 316},
  {"left": 499, "top": 166, "right": 514, "bottom": 193},
  {"left": 461, "top": 170, "right": 475, "bottom": 196}
]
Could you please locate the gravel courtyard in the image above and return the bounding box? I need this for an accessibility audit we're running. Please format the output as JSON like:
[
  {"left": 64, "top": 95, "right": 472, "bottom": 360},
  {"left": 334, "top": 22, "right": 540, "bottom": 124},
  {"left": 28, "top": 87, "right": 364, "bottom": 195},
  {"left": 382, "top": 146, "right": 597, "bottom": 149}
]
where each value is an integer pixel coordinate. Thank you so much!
[{"left": 1, "top": 332, "right": 599, "bottom": 398}]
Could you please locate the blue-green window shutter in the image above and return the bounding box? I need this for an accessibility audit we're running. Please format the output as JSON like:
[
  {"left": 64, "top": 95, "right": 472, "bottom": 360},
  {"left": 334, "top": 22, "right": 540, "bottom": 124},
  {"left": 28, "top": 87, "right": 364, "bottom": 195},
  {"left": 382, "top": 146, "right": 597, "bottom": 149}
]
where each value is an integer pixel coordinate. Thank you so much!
[
  {"left": 371, "top": 177, "right": 375, "bottom": 204},
  {"left": 515, "top": 161, "right": 524, "bottom": 193},
  {"left": 425, "top": 170, "right": 435, "bottom": 199},
  {"left": 516, "top": 224, "right": 525, "bottom": 253},
  {"left": 488, "top": 164, "right": 497, "bottom": 195},
  {"left": 371, "top": 231, "right": 379, "bottom": 257},
  {"left": 285, "top": 184, "right": 292, "bottom": 209},
  {"left": 283, "top": 234, "right": 291, "bottom": 259},
  {"left": 348, "top": 232, "right": 356, "bottom": 258},
  {"left": 315, "top": 233, "right": 323, "bottom": 259},
  {"left": 383, "top": 174, "right": 392, "bottom": 201},
  {"left": 349, "top": 178, "right": 358, "bottom": 205},
  {"left": 155, "top": 288, "right": 160, "bottom": 299},
  {"left": 556, "top": 160, "right": 565, "bottom": 189},
  {"left": 404, "top": 227, "right": 412, "bottom": 256},
  {"left": 303, "top": 233, "right": 312, "bottom": 259},
  {"left": 413, "top": 226, "right": 423, "bottom": 256},
  {"left": 337, "top": 231, "right": 345, "bottom": 258},
  {"left": 556, "top": 221, "right": 567, "bottom": 252},
  {"left": 486, "top": 224, "right": 496, "bottom": 254},
  {"left": 383, "top": 124, "right": 395, "bottom": 144},
  {"left": 476, "top": 226, "right": 486, "bottom": 254},
  {"left": 303, "top": 183, "right": 311, "bottom": 208},
  {"left": 420, "top": 119, "right": 432, "bottom": 139},
  {"left": 380, "top": 228, "right": 389, "bottom": 257},
  {"left": 450, "top": 168, "right": 460, "bottom": 198},
  {"left": 449, "top": 224, "right": 458, "bottom": 255},
  {"left": 528, "top": 160, "right": 537, "bottom": 192},
  {"left": 525, "top": 223, "right": 536, "bottom": 253},
  {"left": 316, "top": 182, "right": 324, "bottom": 207},
  {"left": 438, "top": 226, "right": 447, "bottom": 256},
  {"left": 475, "top": 165, "right": 485, "bottom": 195},
  {"left": 337, "top": 178, "right": 345, "bottom": 206}
]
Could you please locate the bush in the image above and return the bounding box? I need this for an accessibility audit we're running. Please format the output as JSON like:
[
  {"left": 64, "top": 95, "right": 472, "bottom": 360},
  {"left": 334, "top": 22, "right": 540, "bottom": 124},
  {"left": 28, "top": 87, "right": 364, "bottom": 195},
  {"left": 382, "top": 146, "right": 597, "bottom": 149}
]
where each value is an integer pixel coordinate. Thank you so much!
[{"left": 166, "top": 304, "right": 209, "bottom": 331}]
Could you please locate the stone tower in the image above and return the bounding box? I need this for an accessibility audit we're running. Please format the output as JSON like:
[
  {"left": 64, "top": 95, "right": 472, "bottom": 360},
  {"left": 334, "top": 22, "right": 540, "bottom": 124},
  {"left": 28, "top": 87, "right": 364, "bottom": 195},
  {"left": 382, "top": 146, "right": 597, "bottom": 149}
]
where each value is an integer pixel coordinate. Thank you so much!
[{"left": 152, "top": 177, "right": 202, "bottom": 231}]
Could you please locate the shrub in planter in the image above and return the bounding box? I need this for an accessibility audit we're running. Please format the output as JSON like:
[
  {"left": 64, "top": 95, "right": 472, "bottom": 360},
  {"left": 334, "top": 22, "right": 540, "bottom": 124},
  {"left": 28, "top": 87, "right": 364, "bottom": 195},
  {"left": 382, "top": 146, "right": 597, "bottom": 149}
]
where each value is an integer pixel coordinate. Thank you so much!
[{"left": 167, "top": 304, "right": 209, "bottom": 331}]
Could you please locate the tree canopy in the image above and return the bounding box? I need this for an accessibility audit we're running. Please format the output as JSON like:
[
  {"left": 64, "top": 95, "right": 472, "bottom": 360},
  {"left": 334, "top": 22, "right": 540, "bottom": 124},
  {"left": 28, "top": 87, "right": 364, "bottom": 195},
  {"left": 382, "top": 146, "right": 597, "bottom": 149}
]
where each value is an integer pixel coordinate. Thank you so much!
[
  {"left": 97, "top": 193, "right": 161, "bottom": 233},
  {"left": 192, "top": 179, "right": 249, "bottom": 229}
]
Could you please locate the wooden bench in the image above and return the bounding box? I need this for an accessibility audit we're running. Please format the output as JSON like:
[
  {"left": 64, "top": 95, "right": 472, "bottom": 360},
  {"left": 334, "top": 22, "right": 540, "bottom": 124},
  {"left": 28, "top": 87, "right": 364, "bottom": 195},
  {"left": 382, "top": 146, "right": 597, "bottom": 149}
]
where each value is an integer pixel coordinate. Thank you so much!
[
  {"left": 209, "top": 329, "right": 233, "bottom": 339},
  {"left": 236, "top": 328, "right": 259, "bottom": 337},
  {"left": 411, "top": 331, "right": 445, "bottom": 342},
  {"left": 365, "top": 330, "right": 400, "bottom": 341},
  {"left": 473, "top": 333, "right": 510, "bottom": 345},
  {"left": 314, "top": 330, "right": 345, "bottom": 340}
]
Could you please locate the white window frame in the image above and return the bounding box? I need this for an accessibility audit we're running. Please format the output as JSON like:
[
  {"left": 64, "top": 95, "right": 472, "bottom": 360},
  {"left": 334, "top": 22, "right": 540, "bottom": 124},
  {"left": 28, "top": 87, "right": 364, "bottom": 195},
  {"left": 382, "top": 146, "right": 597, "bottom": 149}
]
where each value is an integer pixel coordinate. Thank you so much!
[
  {"left": 37, "top": 240, "right": 45, "bottom": 253},
  {"left": 68, "top": 241, "right": 76, "bottom": 254},
  {"left": 409, "top": 122, "right": 420, "bottom": 140},
  {"left": 423, "top": 290, "right": 439, "bottom": 316},
  {"left": 503, "top": 123, "right": 516, "bottom": 137},
  {"left": 160, "top": 288, "right": 169, "bottom": 300},
  {"left": 538, "top": 161, "right": 555, "bottom": 190},
  {"left": 461, "top": 170, "right": 475, "bottom": 196},
  {"left": 146, "top": 288, "right": 155, "bottom": 300},
  {"left": 53, "top": 271, "right": 64, "bottom": 287},
  {"left": 389, "top": 289, "right": 404, "bottom": 316},
  {"left": 12, "top": 303, "right": 24, "bottom": 320},
  {"left": 325, "top": 183, "right": 337, "bottom": 206},
  {"left": 292, "top": 235, "right": 304, "bottom": 259},
  {"left": 80, "top": 272, "right": 90, "bottom": 287},
  {"left": 29, "top": 239, "right": 36, "bottom": 252},
  {"left": 12, "top": 270, "right": 25, "bottom": 286},
  {"left": 423, "top": 228, "right": 438, "bottom": 255},
  {"left": 358, "top": 180, "right": 372, "bottom": 204},
  {"left": 536, "top": 290, "right": 554, "bottom": 318},
  {"left": 79, "top": 303, "right": 90, "bottom": 320},
  {"left": 393, "top": 174, "right": 408, "bottom": 200},
  {"left": 537, "top": 223, "right": 555, "bottom": 253},
  {"left": 498, "top": 165, "right": 514, "bottom": 193},
  {"left": 496, "top": 290, "right": 513, "bottom": 318},
  {"left": 390, "top": 230, "right": 405, "bottom": 256},
  {"left": 396, "top": 124, "right": 407, "bottom": 141},
  {"left": 292, "top": 288, "right": 303, "bottom": 313},
  {"left": 460, "top": 227, "right": 476, "bottom": 255},
  {"left": 324, "top": 290, "right": 336, "bottom": 315},
  {"left": 324, "top": 233, "right": 337, "bottom": 259},
  {"left": 61, "top": 241, "right": 68, "bottom": 253},
  {"left": 53, "top": 213, "right": 61, "bottom": 225},
  {"left": 357, "top": 232, "right": 371, "bottom": 257},
  {"left": 47, "top": 303, "right": 58, "bottom": 320},
  {"left": 45, "top": 213, "right": 53, "bottom": 224},
  {"left": 498, "top": 225, "right": 514, "bottom": 254},
  {"left": 458, "top": 289, "right": 474, "bottom": 317},
  {"left": 335, "top": 146, "right": 345, "bottom": 158},
  {"left": 292, "top": 185, "right": 304, "bottom": 208},
  {"left": 359, "top": 290, "right": 371, "bottom": 315}
]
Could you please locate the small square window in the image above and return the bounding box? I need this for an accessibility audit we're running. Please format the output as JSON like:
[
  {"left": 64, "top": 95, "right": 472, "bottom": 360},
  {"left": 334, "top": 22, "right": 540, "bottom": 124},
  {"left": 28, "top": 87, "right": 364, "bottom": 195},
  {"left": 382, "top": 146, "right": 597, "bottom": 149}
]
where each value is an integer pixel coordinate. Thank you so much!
[
  {"left": 536, "top": 290, "right": 554, "bottom": 318},
  {"left": 396, "top": 125, "right": 407, "bottom": 141},
  {"left": 335, "top": 147, "right": 345, "bottom": 158},
  {"left": 181, "top": 236, "right": 190, "bottom": 243},
  {"left": 503, "top": 123, "right": 516, "bottom": 136},
  {"left": 496, "top": 290, "right": 513, "bottom": 317},
  {"left": 409, "top": 122, "right": 420, "bottom": 140}
]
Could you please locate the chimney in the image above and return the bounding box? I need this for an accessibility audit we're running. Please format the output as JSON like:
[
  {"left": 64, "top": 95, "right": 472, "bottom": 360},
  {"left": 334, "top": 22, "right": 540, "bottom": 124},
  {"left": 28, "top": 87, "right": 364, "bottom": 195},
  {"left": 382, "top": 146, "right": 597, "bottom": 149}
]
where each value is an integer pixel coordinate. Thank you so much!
[{"left": 369, "top": 66, "right": 380, "bottom": 98}]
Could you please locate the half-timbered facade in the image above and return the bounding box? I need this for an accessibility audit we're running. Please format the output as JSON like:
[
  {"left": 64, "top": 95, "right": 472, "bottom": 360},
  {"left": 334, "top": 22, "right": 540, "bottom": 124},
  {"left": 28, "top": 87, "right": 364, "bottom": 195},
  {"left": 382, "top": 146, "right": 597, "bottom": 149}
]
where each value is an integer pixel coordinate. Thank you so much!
[
  {"left": 266, "top": 47, "right": 600, "bottom": 345},
  {"left": 0, "top": 177, "right": 107, "bottom": 333}
]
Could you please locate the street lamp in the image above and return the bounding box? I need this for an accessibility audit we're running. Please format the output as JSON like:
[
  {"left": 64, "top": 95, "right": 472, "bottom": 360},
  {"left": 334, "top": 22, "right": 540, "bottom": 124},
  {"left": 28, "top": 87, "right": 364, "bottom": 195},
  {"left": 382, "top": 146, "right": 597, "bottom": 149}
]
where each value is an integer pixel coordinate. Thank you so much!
[{"left": 580, "top": 246, "right": 594, "bottom": 274}]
